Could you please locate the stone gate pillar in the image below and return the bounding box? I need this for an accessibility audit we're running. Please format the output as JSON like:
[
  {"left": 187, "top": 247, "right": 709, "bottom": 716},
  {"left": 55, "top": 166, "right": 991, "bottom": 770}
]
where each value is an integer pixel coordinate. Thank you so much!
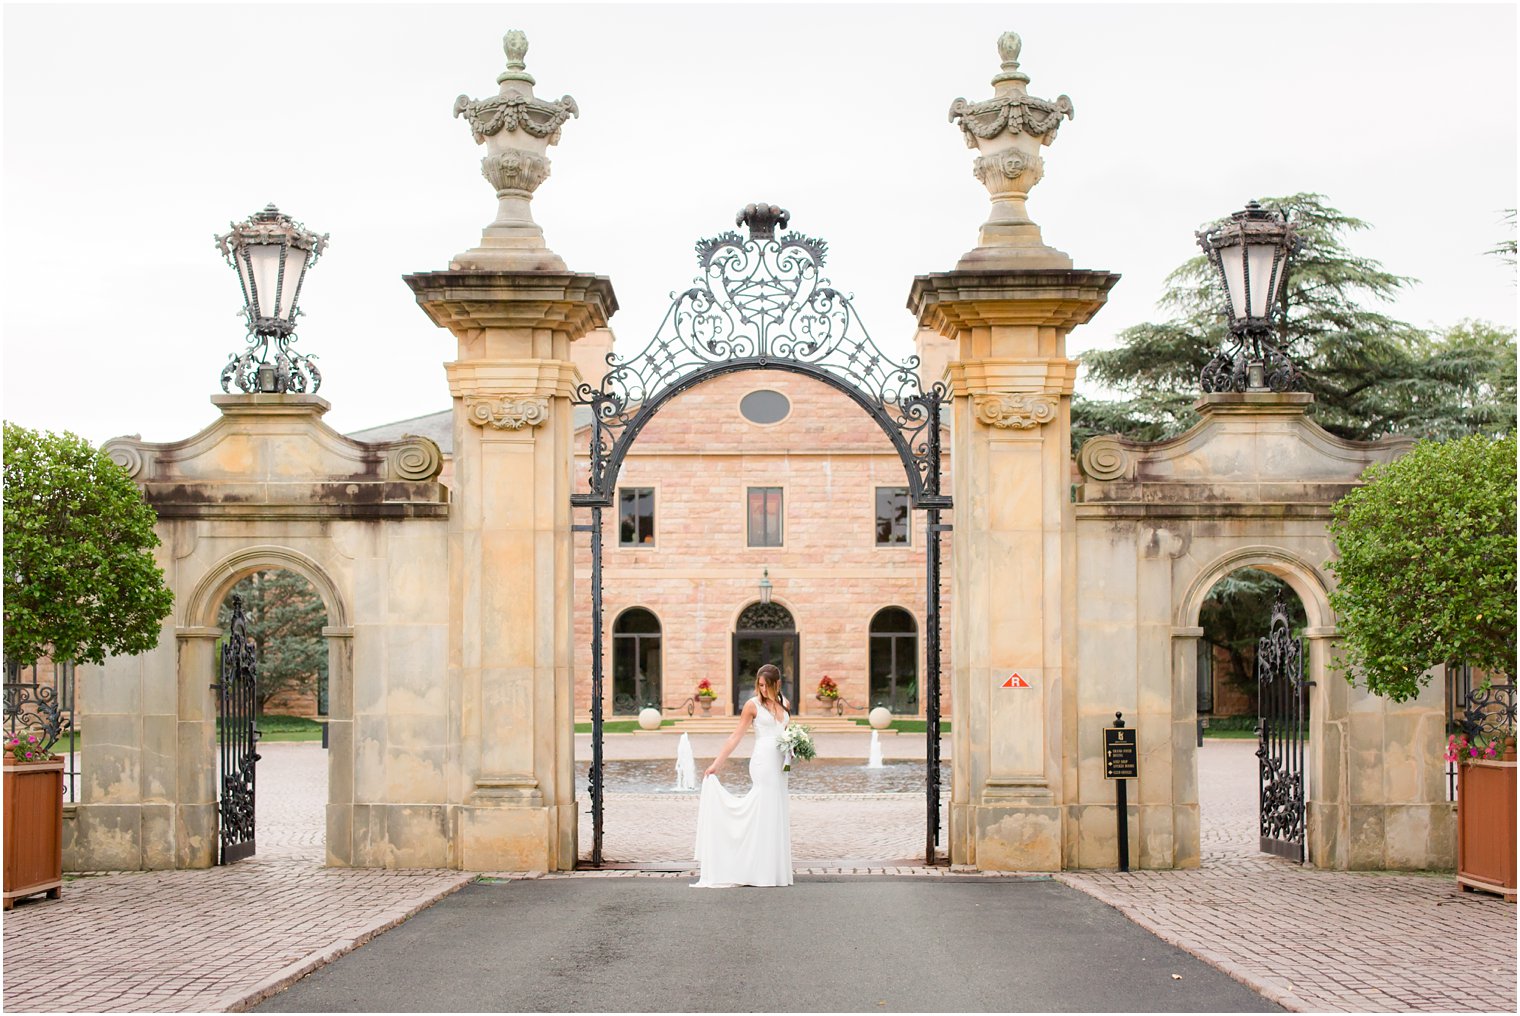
[
  {"left": 910, "top": 33, "right": 1118, "bottom": 870},
  {"left": 405, "top": 31, "right": 615, "bottom": 870}
]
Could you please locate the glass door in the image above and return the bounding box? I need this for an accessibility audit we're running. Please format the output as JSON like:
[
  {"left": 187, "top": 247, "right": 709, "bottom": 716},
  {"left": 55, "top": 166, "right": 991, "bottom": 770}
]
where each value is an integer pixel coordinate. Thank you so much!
[{"left": 731, "top": 633, "right": 799, "bottom": 714}]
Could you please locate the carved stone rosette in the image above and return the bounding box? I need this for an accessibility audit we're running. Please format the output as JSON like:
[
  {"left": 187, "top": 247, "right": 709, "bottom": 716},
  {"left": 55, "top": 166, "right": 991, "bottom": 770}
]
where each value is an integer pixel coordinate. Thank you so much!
[
  {"left": 466, "top": 395, "right": 550, "bottom": 430},
  {"left": 1077, "top": 435, "right": 1132, "bottom": 481},
  {"left": 972, "top": 393, "right": 1058, "bottom": 429}
]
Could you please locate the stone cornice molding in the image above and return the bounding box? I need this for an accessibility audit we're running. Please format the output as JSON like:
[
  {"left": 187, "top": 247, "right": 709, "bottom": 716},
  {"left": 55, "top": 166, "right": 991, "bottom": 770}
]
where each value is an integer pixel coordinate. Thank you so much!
[
  {"left": 908, "top": 269, "right": 1120, "bottom": 334},
  {"left": 102, "top": 395, "right": 444, "bottom": 485},
  {"left": 445, "top": 359, "right": 579, "bottom": 401},
  {"left": 947, "top": 357, "right": 1077, "bottom": 398},
  {"left": 403, "top": 271, "right": 617, "bottom": 338}
]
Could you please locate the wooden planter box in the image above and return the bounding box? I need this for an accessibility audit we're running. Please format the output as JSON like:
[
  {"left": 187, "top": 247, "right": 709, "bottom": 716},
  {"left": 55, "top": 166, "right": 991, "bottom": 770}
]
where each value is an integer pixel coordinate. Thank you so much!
[
  {"left": 1457, "top": 756, "right": 1518, "bottom": 902},
  {"left": 3, "top": 759, "right": 64, "bottom": 910}
]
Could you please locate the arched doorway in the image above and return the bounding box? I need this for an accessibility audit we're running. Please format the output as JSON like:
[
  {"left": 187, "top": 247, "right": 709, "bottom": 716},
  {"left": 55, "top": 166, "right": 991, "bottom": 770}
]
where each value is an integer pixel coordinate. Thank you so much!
[
  {"left": 732, "top": 601, "right": 799, "bottom": 713},
  {"left": 571, "top": 207, "right": 950, "bottom": 866},
  {"left": 612, "top": 607, "right": 662, "bottom": 715},
  {"left": 868, "top": 607, "right": 918, "bottom": 714},
  {"left": 1195, "top": 564, "right": 1310, "bottom": 865}
]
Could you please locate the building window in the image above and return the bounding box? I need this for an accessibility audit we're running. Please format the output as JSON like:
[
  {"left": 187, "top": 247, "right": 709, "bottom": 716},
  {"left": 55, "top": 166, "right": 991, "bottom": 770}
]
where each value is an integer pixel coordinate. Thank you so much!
[
  {"left": 875, "top": 487, "right": 909, "bottom": 545},
  {"left": 619, "top": 488, "right": 655, "bottom": 546},
  {"left": 747, "top": 487, "right": 783, "bottom": 547},
  {"left": 869, "top": 607, "right": 918, "bottom": 713},
  {"left": 740, "top": 389, "right": 791, "bottom": 425},
  {"left": 612, "top": 608, "right": 662, "bottom": 715}
]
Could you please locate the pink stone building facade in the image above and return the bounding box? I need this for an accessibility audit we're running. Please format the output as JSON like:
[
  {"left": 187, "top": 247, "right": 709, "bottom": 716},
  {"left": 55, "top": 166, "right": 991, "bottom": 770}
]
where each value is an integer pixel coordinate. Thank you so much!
[
  {"left": 569, "top": 333, "right": 954, "bottom": 721},
  {"left": 348, "top": 332, "right": 955, "bottom": 724}
]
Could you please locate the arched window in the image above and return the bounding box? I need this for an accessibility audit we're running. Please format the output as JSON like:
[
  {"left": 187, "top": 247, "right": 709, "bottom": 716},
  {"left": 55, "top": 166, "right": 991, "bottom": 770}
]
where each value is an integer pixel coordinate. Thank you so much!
[
  {"left": 869, "top": 607, "right": 918, "bottom": 713},
  {"left": 612, "top": 608, "right": 662, "bottom": 716}
]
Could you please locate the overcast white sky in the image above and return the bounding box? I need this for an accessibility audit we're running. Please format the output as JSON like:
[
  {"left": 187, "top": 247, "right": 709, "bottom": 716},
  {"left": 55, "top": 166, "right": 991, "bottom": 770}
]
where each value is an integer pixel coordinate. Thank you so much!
[{"left": 3, "top": 3, "right": 1515, "bottom": 444}]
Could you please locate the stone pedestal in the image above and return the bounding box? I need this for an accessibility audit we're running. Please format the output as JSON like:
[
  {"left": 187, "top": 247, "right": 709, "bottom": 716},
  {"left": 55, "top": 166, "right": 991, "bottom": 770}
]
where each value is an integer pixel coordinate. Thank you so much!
[
  {"left": 910, "top": 269, "right": 1117, "bottom": 870},
  {"left": 405, "top": 270, "right": 615, "bottom": 870}
]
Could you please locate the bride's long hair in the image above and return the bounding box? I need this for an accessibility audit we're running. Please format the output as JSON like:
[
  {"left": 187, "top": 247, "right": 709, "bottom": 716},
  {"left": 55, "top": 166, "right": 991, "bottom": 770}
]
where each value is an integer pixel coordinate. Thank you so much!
[{"left": 755, "top": 664, "right": 787, "bottom": 719}]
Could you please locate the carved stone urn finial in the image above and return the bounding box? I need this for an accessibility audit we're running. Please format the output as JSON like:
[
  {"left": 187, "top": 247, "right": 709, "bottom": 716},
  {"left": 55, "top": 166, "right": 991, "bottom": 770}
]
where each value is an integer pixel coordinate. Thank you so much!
[
  {"left": 992, "top": 32, "right": 1029, "bottom": 85},
  {"left": 449, "top": 29, "right": 580, "bottom": 271},
  {"left": 498, "top": 29, "right": 534, "bottom": 85},
  {"left": 947, "top": 31, "right": 1075, "bottom": 270}
]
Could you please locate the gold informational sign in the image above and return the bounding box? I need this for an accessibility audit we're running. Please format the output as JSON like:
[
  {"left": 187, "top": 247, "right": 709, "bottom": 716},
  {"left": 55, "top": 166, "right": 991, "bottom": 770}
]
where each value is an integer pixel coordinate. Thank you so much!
[{"left": 1103, "top": 726, "right": 1138, "bottom": 780}]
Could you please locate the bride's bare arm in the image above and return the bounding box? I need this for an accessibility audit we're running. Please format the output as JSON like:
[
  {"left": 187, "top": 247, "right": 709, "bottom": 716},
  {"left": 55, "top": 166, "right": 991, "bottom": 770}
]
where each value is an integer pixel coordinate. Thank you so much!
[{"left": 704, "top": 700, "right": 756, "bottom": 777}]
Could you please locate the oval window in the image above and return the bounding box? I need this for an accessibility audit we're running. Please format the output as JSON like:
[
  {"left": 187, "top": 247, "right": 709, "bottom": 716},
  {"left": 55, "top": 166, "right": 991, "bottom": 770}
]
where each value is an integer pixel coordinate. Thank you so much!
[{"left": 740, "top": 389, "right": 790, "bottom": 425}]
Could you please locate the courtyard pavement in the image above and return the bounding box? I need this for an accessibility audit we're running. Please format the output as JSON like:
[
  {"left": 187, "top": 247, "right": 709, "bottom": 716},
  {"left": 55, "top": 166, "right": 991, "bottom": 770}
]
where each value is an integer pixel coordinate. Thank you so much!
[{"left": 1, "top": 738, "right": 1514, "bottom": 1013}]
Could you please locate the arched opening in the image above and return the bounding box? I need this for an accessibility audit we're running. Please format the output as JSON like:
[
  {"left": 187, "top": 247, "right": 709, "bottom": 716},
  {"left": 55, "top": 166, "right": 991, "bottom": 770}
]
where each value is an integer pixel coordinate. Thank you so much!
[
  {"left": 215, "top": 568, "right": 331, "bottom": 864},
  {"left": 869, "top": 607, "right": 918, "bottom": 713},
  {"left": 1193, "top": 565, "right": 1310, "bottom": 866},
  {"left": 732, "top": 601, "right": 799, "bottom": 714},
  {"left": 612, "top": 607, "right": 662, "bottom": 716}
]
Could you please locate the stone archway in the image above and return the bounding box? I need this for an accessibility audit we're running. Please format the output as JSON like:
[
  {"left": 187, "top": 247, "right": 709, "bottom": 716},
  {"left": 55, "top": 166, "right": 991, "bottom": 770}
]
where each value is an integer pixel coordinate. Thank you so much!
[{"left": 1074, "top": 393, "right": 1450, "bottom": 871}]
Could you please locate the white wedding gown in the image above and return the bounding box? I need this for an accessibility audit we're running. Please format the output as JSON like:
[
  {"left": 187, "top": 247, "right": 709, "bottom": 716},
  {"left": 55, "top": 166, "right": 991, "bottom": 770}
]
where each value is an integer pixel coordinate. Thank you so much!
[{"left": 692, "top": 698, "right": 794, "bottom": 887}]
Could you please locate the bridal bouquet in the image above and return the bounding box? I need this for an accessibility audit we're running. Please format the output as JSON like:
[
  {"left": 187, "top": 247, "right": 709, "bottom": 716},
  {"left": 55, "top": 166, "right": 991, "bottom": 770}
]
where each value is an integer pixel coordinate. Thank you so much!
[{"left": 777, "top": 723, "right": 816, "bottom": 772}]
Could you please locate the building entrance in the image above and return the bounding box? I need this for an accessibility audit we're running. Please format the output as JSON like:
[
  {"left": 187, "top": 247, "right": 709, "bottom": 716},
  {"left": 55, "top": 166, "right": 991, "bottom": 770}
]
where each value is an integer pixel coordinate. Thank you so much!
[{"left": 732, "top": 602, "right": 800, "bottom": 713}]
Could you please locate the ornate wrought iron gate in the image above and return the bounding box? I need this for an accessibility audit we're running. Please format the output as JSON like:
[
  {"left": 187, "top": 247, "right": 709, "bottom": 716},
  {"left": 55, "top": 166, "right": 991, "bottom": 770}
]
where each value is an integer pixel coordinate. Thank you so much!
[
  {"left": 572, "top": 204, "right": 950, "bottom": 866},
  {"left": 215, "top": 595, "right": 260, "bottom": 864},
  {"left": 1256, "top": 596, "right": 1308, "bottom": 862}
]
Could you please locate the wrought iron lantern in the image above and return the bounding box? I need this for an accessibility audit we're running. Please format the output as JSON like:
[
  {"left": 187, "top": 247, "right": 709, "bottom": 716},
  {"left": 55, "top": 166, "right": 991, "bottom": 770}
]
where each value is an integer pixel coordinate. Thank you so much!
[
  {"left": 215, "top": 204, "right": 329, "bottom": 394},
  {"left": 758, "top": 569, "right": 773, "bottom": 606},
  {"left": 1196, "top": 201, "right": 1302, "bottom": 393}
]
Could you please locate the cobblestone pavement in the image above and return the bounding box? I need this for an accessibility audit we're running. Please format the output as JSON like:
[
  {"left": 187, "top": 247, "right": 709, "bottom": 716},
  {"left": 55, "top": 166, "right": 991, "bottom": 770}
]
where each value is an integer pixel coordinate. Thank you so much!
[{"left": 1059, "top": 739, "right": 1518, "bottom": 1013}]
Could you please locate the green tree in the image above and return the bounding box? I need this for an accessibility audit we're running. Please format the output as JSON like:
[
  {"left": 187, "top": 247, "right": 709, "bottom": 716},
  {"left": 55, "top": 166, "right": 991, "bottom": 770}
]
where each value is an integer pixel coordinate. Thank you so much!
[
  {"left": 3, "top": 423, "right": 174, "bottom": 666},
  {"left": 1200, "top": 569, "right": 1307, "bottom": 691},
  {"left": 218, "top": 569, "right": 328, "bottom": 713},
  {"left": 1074, "top": 194, "right": 1516, "bottom": 450},
  {"left": 1327, "top": 432, "right": 1517, "bottom": 702}
]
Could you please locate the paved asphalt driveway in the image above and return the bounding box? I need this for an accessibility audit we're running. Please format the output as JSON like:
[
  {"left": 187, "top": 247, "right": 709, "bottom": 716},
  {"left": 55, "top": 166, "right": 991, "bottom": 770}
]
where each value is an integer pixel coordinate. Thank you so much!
[{"left": 256, "top": 877, "right": 1278, "bottom": 1013}]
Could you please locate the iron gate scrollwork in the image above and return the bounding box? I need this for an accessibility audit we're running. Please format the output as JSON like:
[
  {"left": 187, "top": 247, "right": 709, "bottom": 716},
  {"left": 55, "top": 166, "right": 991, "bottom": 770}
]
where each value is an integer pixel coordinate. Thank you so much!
[
  {"left": 1256, "top": 595, "right": 1308, "bottom": 862},
  {"left": 3, "top": 658, "right": 77, "bottom": 801},
  {"left": 572, "top": 203, "right": 950, "bottom": 866},
  {"left": 215, "top": 595, "right": 260, "bottom": 864}
]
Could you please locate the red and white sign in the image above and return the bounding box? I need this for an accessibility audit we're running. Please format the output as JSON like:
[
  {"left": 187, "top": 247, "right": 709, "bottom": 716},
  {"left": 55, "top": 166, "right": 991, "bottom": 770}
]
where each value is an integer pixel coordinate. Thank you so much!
[{"left": 1000, "top": 672, "right": 1031, "bottom": 689}]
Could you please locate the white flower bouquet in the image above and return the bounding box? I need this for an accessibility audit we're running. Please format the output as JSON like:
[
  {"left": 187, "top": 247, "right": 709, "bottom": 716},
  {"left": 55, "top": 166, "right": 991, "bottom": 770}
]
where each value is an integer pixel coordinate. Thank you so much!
[{"left": 777, "top": 723, "right": 816, "bottom": 771}]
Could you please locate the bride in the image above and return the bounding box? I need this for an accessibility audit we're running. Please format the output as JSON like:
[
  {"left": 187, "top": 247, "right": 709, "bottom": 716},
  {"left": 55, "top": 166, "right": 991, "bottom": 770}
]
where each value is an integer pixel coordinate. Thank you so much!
[{"left": 691, "top": 663, "right": 793, "bottom": 888}]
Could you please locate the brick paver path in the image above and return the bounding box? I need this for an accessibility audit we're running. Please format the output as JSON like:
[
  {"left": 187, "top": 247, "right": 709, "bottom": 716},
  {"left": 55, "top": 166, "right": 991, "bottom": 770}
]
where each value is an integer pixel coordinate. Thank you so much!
[
  {"left": 1059, "top": 739, "right": 1518, "bottom": 1013},
  {"left": 2, "top": 744, "right": 471, "bottom": 1013},
  {"left": 6, "top": 738, "right": 1515, "bottom": 1013}
]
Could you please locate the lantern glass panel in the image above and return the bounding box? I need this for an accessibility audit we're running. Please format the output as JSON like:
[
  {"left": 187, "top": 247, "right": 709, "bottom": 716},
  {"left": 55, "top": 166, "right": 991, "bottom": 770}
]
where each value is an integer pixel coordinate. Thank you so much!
[
  {"left": 247, "top": 242, "right": 286, "bottom": 320},
  {"left": 1218, "top": 245, "right": 1249, "bottom": 321},
  {"left": 1245, "top": 242, "right": 1280, "bottom": 318},
  {"left": 279, "top": 247, "right": 310, "bottom": 318}
]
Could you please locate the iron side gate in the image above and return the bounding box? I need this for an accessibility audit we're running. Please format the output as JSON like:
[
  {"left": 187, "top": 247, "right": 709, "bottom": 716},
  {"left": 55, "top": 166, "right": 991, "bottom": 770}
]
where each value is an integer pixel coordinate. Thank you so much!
[
  {"left": 1256, "top": 595, "right": 1308, "bottom": 862},
  {"left": 215, "top": 595, "right": 260, "bottom": 864}
]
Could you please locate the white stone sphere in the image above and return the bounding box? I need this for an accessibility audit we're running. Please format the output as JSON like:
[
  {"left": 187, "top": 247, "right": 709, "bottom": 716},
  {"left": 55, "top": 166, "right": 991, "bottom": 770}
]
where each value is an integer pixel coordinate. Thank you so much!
[
  {"left": 868, "top": 706, "right": 892, "bottom": 729},
  {"left": 637, "top": 707, "right": 662, "bottom": 731}
]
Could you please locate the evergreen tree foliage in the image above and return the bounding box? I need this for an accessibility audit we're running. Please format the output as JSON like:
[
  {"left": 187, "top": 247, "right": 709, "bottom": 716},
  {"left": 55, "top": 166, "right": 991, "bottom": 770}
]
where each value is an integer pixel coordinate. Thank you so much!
[
  {"left": 218, "top": 570, "right": 328, "bottom": 713},
  {"left": 1074, "top": 194, "right": 1516, "bottom": 450},
  {"left": 1328, "top": 432, "right": 1517, "bottom": 702},
  {"left": 1200, "top": 569, "right": 1307, "bottom": 691},
  {"left": 2, "top": 423, "right": 175, "bottom": 666}
]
